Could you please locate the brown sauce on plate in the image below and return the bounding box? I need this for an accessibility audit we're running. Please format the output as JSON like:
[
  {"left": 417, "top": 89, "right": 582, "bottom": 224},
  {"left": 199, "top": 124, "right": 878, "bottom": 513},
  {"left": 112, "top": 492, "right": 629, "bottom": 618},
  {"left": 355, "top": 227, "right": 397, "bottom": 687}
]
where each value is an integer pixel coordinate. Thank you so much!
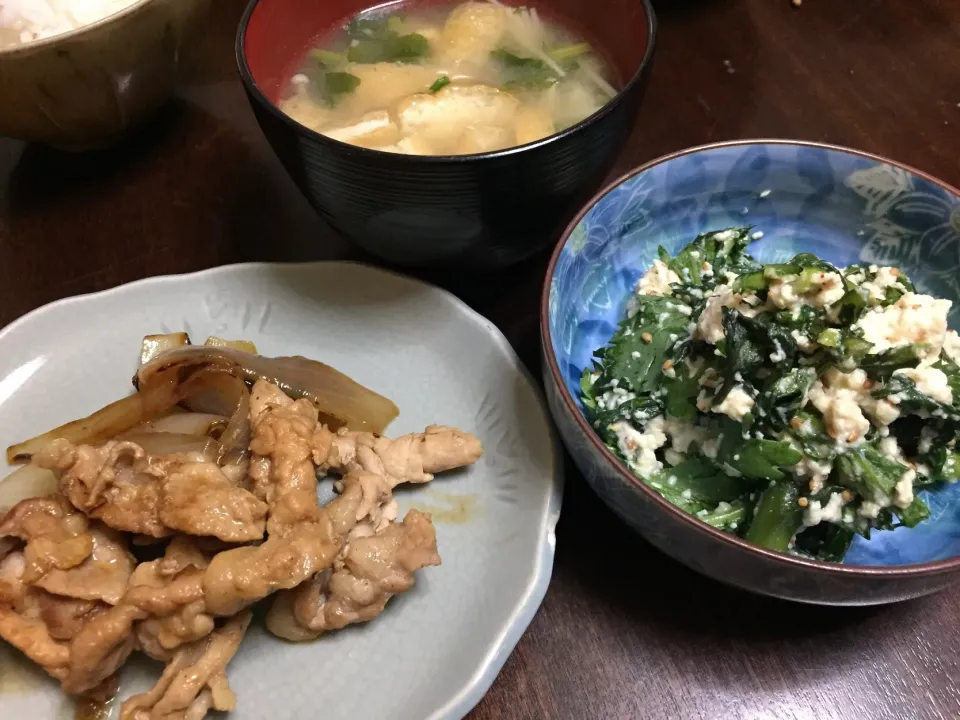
[{"left": 413, "top": 489, "right": 480, "bottom": 524}]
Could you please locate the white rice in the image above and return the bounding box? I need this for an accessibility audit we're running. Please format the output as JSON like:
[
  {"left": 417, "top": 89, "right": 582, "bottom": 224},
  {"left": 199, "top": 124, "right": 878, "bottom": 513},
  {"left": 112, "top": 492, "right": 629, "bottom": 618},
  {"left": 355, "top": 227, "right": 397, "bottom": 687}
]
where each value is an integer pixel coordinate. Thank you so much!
[{"left": 0, "top": 0, "right": 140, "bottom": 47}]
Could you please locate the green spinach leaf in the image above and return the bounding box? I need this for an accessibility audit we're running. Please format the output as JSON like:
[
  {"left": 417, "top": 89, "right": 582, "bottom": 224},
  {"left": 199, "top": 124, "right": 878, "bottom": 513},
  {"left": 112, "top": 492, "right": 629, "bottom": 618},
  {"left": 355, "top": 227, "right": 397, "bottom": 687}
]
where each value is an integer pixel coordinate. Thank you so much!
[
  {"left": 591, "top": 296, "right": 690, "bottom": 395},
  {"left": 492, "top": 49, "right": 559, "bottom": 90}
]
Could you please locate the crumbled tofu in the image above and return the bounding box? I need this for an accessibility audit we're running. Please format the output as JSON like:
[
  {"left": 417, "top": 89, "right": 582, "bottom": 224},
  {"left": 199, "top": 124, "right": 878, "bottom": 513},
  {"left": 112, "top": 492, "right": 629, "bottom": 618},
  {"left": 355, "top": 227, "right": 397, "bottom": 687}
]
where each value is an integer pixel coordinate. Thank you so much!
[
  {"left": 791, "top": 456, "right": 833, "bottom": 493},
  {"left": 769, "top": 272, "right": 844, "bottom": 310},
  {"left": 879, "top": 435, "right": 903, "bottom": 461},
  {"left": 596, "top": 386, "right": 636, "bottom": 411},
  {"left": 791, "top": 329, "right": 816, "bottom": 353},
  {"left": 894, "top": 469, "right": 916, "bottom": 509},
  {"left": 637, "top": 259, "right": 681, "bottom": 297},
  {"left": 695, "top": 286, "right": 762, "bottom": 344},
  {"left": 859, "top": 486, "right": 893, "bottom": 519},
  {"left": 856, "top": 292, "right": 951, "bottom": 360},
  {"left": 701, "top": 437, "right": 720, "bottom": 459},
  {"left": 768, "top": 279, "right": 799, "bottom": 310},
  {"left": 803, "top": 492, "right": 845, "bottom": 527},
  {"left": 807, "top": 369, "right": 871, "bottom": 443},
  {"left": 769, "top": 339, "right": 786, "bottom": 363},
  {"left": 809, "top": 367, "right": 899, "bottom": 437},
  {"left": 860, "top": 393, "right": 901, "bottom": 427},
  {"left": 810, "top": 272, "right": 846, "bottom": 307},
  {"left": 894, "top": 366, "right": 953, "bottom": 404},
  {"left": 711, "top": 385, "right": 755, "bottom": 421},
  {"left": 610, "top": 417, "right": 667, "bottom": 479},
  {"left": 661, "top": 419, "right": 711, "bottom": 454},
  {"left": 860, "top": 266, "right": 902, "bottom": 304},
  {"left": 698, "top": 367, "right": 721, "bottom": 389},
  {"left": 664, "top": 449, "right": 684, "bottom": 466},
  {"left": 696, "top": 390, "right": 711, "bottom": 413},
  {"left": 943, "top": 329, "right": 960, "bottom": 363}
]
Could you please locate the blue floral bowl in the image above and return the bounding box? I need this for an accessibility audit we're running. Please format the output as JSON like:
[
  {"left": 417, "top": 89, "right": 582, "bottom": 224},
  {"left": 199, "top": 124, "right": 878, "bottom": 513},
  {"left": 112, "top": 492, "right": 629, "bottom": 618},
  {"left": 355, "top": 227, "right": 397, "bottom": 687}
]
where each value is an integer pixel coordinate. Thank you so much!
[{"left": 541, "top": 140, "right": 960, "bottom": 605}]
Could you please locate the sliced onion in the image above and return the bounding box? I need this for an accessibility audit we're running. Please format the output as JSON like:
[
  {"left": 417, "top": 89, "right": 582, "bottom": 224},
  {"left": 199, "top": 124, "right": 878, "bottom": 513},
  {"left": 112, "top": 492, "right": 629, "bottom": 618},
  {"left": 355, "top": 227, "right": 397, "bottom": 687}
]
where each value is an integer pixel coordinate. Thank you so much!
[
  {"left": 119, "top": 432, "right": 222, "bottom": 461},
  {"left": 179, "top": 373, "right": 248, "bottom": 417},
  {"left": 0, "top": 464, "right": 59, "bottom": 511},
  {"left": 126, "top": 413, "right": 227, "bottom": 437},
  {"left": 6, "top": 394, "right": 145, "bottom": 464},
  {"left": 204, "top": 337, "right": 258, "bottom": 354},
  {"left": 137, "top": 346, "right": 399, "bottom": 433},
  {"left": 140, "top": 333, "right": 191, "bottom": 366},
  {"left": 218, "top": 384, "right": 251, "bottom": 466},
  {"left": 8, "top": 342, "right": 398, "bottom": 464},
  {"left": 7, "top": 370, "right": 233, "bottom": 464}
]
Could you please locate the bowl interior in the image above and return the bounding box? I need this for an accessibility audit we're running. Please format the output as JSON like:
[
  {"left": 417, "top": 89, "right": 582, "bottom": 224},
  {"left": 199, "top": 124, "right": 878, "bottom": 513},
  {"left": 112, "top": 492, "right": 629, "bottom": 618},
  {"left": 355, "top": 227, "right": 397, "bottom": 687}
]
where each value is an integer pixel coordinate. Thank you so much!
[
  {"left": 241, "top": 0, "right": 653, "bottom": 105},
  {"left": 547, "top": 141, "right": 960, "bottom": 568}
]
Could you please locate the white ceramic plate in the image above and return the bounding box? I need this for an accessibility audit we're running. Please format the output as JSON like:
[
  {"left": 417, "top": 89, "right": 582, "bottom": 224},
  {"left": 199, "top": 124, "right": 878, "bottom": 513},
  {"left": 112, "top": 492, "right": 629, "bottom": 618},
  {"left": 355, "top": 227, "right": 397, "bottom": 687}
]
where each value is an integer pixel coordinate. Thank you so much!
[{"left": 0, "top": 262, "right": 562, "bottom": 720}]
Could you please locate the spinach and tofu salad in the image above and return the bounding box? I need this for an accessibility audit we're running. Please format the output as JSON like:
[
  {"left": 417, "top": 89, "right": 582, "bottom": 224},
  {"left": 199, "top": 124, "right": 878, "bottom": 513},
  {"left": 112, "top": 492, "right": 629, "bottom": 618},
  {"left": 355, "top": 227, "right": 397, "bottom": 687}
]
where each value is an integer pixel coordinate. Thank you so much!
[{"left": 580, "top": 227, "right": 960, "bottom": 562}]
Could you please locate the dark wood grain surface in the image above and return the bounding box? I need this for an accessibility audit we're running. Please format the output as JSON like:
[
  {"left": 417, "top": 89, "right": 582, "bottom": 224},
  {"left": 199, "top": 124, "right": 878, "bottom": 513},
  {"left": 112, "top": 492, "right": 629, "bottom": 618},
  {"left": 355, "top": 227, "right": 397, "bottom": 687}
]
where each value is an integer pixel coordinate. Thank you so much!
[{"left": 2, "top": 1, "right": 959, "bottom": 718}]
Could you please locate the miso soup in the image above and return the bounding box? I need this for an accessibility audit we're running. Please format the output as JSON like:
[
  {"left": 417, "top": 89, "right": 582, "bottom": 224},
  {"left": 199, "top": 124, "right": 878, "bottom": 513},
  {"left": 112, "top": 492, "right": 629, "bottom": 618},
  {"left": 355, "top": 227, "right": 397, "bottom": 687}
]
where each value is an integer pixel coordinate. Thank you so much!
[{"left": 279, "top": 1, "right": 618, "bottom": 156}]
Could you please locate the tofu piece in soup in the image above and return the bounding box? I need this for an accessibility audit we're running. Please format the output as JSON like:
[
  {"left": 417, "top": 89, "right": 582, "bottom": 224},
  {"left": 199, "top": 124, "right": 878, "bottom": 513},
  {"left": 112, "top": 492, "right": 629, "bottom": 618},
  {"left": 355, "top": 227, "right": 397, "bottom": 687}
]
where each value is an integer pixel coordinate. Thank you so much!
[
  {"left": 322, "top": 110, "right": 401, "bottom": 148},
  {"left": 551, "top": 81, "right": 603, "bottom": 130},
  {"left": 345, "top": 63, "right": 445, "bottom": 115},
  {"left": 278, "top": 93, "right": 332, "bottom": 131},
  {"left": 373, "top": 134, "right": 438, "bottom": 155},
  {"left": 456, "top": 125, "right": 516, "bottom": 154},
  {"left": 397, "top": 84, "right": 520, "bottom": 151},
  {"left": 514, "top": 105, "right": 555, "bottom": 145},
  {"left": 439, "top": 2, "right": 507, "bottom": 65}
]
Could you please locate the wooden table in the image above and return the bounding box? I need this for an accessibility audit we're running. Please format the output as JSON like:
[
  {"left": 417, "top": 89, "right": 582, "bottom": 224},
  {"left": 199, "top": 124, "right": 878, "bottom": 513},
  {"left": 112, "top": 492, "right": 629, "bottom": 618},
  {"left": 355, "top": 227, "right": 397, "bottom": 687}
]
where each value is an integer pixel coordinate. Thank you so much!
[{"left": 2, "top": 0, "right": 959, "bottom": 718}]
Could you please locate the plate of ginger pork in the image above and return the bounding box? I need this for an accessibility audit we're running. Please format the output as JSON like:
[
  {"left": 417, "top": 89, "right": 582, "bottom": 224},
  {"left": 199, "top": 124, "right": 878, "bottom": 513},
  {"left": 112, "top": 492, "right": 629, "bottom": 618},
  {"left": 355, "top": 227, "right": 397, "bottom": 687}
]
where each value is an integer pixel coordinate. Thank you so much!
[{"left": 0, "top": 262, "right": 561, "bottom": 720}]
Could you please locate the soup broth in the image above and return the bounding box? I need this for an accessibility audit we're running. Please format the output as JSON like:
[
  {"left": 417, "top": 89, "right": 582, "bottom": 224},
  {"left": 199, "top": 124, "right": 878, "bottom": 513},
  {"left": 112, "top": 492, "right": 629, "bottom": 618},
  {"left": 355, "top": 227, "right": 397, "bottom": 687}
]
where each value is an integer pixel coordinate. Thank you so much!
[{"left": 279, "top": 1, "right": 618, "bottom": 156}]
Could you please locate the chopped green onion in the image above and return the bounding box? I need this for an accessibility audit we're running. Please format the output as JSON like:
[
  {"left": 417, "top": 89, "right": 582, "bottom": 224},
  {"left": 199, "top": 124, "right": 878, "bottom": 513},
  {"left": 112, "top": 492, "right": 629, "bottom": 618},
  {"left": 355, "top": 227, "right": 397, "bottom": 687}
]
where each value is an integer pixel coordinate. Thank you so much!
[
  {"left": 429, "top": 75, "right": 451, "bottom": 93},
  {"left": 321, "top": 72, "right": 361, "bottom": 107},
  {"left": 347, "top": 32, "right": 430, "bottom": 64},
  {"left": 816, "top": 328, "right": 840, "bottom": 347},
  {"left": 547, "top": 42, "right": 592, "bottom": 62},
  {"left": 311, "top": 49, "right": 347, "bottom": 69}
]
